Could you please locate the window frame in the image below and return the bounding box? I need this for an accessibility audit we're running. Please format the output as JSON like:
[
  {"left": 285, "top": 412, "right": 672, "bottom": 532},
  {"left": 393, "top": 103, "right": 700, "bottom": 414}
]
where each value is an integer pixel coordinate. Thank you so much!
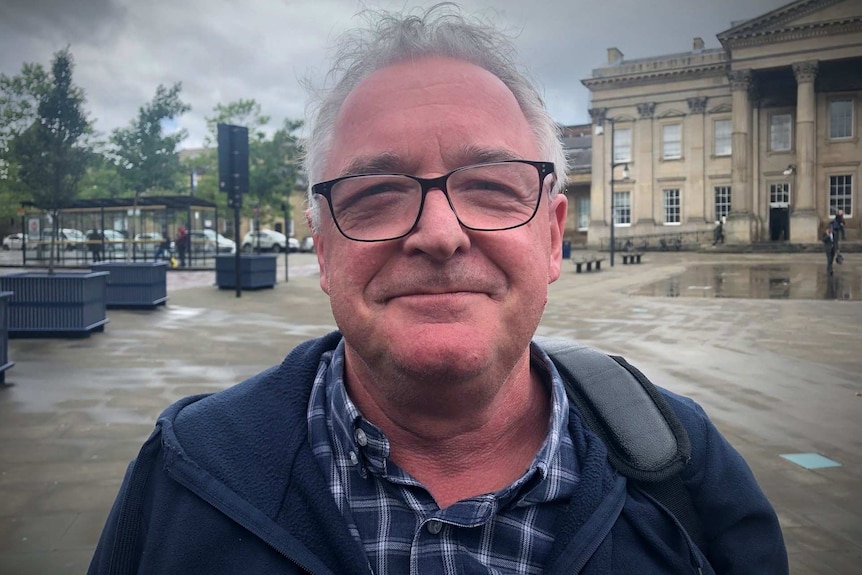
[
  {"left": 713, "top": 118, "right": 732, "bottom": 157},
  {"left": 661, "top": 123, "right": 683, "bottom": 160},
  {"left": 612, "top": 190, "right": 631, "bottom": 226},
  {"left": 613, "top": 127, "right": 632, "bottom": 164},
  {"left": 828, "top": 98, "right": 854, "bottom": 140},
  {"left": 769, "top": 112, "right": 793, "bottom": 153},
  {"left": 714, "top": 185, "right": 731, "bottom": 222},
  {"left": 662, "top": 188, "right": 681, "bottom": 225},
  {"left": 829, "top": 174, "right": 853, "bottom": 218},
  {"left": 576, "top": 196, "right": 590, "bottom": 231},
  {"left": 769, "top": 182, "right": 791, "bottom": 207}
]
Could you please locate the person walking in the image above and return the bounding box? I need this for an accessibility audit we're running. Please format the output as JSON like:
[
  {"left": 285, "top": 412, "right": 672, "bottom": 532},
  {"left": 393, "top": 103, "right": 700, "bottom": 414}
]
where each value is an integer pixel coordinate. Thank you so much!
[
  {"left": 712, "top": 217, "right": 725, "bottom": 246},
  {"left": 89, "top": 6, "right": 787, "bottom": 574},
  {"left": 86, "top": 229, "right": 103, "bottom": 263},
  {"left": 833, "top": 209, "right": 846, "bottom": 241},
  {"left": 823, "top": 225, "right": 838, "bottom": 275},
  {"left": 154, "top": 229, "right": 170, "bottom": 262},
  {"left": 175, "top": 226, "right": 189, "bottom": 268}
]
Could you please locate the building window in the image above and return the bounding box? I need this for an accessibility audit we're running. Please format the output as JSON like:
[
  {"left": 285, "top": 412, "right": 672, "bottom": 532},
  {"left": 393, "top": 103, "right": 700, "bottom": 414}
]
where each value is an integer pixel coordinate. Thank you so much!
[
  {"left": 612, "top": 191, "right": 631, "bottom": 225},
  {"left": 577, "top": 196, "right": 590, "bottom": 231},
  {"left": 829, "top": 175, "right": 853, "bottom": 217},
  {"left": 714, "top": 119, "right": 731, "bottom": 156},
  {"left": 663, "top": 189, "right": 680, "bottom": 224},
  {"left": 769, "top": 113, "right": 792, "bottom": 152},
  {"left": 714, "top": 186, "right": 731, "bottom": 221},
  {"left": 613, "top": 127, "right": 632, "bottom": 163},
  {"left": 662, "top": 124, "right": 682, "bottom": 160},
  {"left": 769, "top": 182, "right": 790, "bottom": 205},
  {"left": 829, "top": 99, "right": 854, "bottom": 139}
]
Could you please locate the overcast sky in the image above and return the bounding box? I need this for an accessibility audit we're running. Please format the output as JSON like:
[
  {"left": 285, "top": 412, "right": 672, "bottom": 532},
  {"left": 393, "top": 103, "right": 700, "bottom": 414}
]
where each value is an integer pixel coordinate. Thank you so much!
[{"left": 1, "top": 0, "right": 790, "bottom": 149}]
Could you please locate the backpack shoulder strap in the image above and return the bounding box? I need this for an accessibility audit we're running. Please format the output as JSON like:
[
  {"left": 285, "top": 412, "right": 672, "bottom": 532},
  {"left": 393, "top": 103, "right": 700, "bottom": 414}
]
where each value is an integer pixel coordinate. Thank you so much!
[{"left": 537, "top": 337, "right": 705, "bottom": 549}]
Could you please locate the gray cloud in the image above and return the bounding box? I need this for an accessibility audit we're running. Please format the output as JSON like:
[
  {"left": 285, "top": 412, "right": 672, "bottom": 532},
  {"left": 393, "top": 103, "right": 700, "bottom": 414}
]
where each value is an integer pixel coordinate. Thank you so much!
[{"left": 0, "top": 0, "right": 789, "bottom": 148}]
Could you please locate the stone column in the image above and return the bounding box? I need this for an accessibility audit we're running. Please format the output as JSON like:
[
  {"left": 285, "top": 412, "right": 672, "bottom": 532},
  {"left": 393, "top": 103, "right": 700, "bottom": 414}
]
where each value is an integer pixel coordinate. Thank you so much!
[
  {"left": 587, "top": 107, "right": 607, "bottom": 247},
  {"left": 635, "top": 102, "right": 655, "bottom": 228},
  {"left": 791, "top": 60, "right": 820, "bottom": 243},
  {"left": 686, "top": 97, "right": 707, "bottom": 222},
  {"left": 726, "top": 70, "right": 756, "bottom": 244}
]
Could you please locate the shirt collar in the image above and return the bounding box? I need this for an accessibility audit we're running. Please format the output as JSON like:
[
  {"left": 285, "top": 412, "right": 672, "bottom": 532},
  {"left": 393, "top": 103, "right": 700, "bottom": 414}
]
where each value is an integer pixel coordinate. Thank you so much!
[{"left": 320, "top": 338, "right": 571, "bottom": 497}]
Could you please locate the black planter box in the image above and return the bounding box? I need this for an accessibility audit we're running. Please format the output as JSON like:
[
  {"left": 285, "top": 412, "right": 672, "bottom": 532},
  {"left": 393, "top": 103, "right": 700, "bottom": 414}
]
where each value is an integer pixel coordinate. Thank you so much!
[
  {"left": 92, "top": 261, "right": 168, "bottom": 308},
  {"left": 0, "top": 271, "right": 109, "bottom": 338},
  {"left": 0, "top": 291, "right": 13, "bottom": 383},
  {"left": 215, "top": 255, "right": 277, "bottom": 289}
]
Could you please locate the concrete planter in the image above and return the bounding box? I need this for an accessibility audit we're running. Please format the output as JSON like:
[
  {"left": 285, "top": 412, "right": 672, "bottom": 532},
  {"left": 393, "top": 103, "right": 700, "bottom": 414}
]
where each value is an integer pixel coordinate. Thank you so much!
[
  {"left": 0, "top": 272, "right": 109, "bottom": 338},
  {"left": 0, "top": 292, "right": 13, "bottom": 383},
  {"left": 92, "top": 261, "right": 168, "bottom": 308},
  {"left": 215, "top": 255, "right": 277, "bottom": 290}
]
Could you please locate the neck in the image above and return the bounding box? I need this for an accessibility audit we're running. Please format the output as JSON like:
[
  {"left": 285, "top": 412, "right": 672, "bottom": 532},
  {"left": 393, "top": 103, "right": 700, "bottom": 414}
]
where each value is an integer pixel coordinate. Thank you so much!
[{"left": 344, "top": 348, "right": 551, "bottom": 508}]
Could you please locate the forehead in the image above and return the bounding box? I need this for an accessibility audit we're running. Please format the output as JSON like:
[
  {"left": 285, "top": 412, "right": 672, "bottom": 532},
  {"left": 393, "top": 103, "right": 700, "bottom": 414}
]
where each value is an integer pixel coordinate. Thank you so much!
[{"left": 325, "top": 56, "right": 538, "bottom": 178}]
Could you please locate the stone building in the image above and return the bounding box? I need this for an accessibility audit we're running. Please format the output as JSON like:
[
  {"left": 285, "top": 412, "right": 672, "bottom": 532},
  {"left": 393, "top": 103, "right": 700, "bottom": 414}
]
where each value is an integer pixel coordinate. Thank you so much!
[{"left": 581, "top": 0, "right": 862, "bottom": 247}]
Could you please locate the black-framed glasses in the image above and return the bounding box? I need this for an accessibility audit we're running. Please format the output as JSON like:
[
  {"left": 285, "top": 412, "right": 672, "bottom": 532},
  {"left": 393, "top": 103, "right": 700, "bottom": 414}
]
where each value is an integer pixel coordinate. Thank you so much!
[{"left": 312, "top": 160, "right": 555, "bottom": 242}]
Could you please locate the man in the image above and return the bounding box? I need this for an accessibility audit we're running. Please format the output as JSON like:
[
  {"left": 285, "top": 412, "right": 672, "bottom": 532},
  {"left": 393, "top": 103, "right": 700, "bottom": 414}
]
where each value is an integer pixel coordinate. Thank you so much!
[
  {"left": 90, "top": 6, "right": 787, "bottom": 574},
  {"left": 86, "top": 228, "right": 103, "bottom": 263},
  {"left": 834, "top": 209, "right": 846, "bottom": 240},
  {"left": 824, "top": 224, "right": 838, "bottom": 275}
]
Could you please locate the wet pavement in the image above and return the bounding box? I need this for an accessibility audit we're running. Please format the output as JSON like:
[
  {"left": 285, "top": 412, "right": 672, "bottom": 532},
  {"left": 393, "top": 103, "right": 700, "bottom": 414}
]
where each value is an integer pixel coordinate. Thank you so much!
[
  {"left": 632, "top": 261, "right": 860, "bottom": 300},
  {"left": 1, "top": 251, "right": 860, "bottom": 573}
]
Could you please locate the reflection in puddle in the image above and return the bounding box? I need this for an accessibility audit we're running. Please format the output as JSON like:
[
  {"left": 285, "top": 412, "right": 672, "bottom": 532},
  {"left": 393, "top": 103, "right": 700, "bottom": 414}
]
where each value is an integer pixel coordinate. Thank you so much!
[{"left": 633, "top": 263, "right": 858, "bottom": 300}]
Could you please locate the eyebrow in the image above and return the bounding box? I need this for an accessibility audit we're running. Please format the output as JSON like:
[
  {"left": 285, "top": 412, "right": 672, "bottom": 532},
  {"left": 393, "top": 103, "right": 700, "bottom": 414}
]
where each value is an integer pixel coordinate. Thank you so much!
[{"left": 337, "top": 145, "right": 524, "bottom": 178}]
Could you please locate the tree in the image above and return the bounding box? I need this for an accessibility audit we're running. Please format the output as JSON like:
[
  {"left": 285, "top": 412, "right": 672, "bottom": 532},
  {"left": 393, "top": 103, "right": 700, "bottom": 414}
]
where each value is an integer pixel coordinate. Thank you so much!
[
  {"left": 110, "top": 83, "right": 190, "bottom": 196},
  {"left": 0, "top": 62, "right": 50, "bottom": 231},
  {"left": 109, "top": 83, "right": 190, "bottom": 248},
  {"left": 12, "top": 48, "right": 91, "bottom": 273},
  {"left": 204, "top": 100, "right": 303, "bottom": 228}
]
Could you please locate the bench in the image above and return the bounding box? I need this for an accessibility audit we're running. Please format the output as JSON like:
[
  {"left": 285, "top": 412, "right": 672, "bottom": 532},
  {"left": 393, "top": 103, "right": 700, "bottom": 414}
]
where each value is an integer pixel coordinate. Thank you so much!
[
  {"left": 573, "top": 255, "right": 605, "bottom": 273},
  {"left": 622, "top": 252, "right": 643, "bottom": 265}
]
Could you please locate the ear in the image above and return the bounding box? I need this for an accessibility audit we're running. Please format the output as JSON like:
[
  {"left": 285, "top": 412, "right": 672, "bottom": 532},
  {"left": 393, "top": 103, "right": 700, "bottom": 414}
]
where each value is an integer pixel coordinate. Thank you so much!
[
  {"left": 307, "top": 209, "right": 329, "bottom": 294},
  {"left": 547, "top": 193, "right": 568, "bottom": 283}
]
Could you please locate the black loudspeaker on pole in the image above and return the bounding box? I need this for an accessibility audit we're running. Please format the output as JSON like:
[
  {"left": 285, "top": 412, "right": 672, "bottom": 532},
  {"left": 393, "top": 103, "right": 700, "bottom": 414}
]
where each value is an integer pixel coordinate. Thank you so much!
[{"left": 217, "top": 123, "right": 249, "bottom": 297}]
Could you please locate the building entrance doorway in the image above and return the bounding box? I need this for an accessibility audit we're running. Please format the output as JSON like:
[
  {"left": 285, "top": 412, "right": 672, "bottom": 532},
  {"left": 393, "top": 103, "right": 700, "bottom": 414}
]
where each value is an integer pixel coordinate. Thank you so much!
[{"left": 769, "top": 205, "right": 790, "bottom": 241}]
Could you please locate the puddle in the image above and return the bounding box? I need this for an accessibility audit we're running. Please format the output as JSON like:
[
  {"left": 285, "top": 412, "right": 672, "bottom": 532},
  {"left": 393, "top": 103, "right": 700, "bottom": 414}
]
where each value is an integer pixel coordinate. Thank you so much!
[{"left": 632, "top": 263, "right": 859, "bottom": 300}]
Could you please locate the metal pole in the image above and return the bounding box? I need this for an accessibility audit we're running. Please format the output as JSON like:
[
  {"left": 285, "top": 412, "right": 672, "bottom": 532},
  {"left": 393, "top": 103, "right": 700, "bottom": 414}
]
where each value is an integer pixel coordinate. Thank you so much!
[
  {"left": 609, "top": 118, "right": 615, "bottom": 267},
  {"left": 234, "top": 204, "right": 241, "bottom": 298}
]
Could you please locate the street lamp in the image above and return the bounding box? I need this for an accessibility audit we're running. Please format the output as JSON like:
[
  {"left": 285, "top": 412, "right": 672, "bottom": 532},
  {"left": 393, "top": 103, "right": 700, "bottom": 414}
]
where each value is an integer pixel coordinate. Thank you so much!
[{"left": 597, "top": 117, "right": 630, "bottom": 266}]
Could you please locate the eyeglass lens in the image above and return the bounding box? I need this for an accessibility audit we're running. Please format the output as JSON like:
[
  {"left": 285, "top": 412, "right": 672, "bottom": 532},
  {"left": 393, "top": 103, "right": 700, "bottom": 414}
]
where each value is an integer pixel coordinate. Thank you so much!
[{"left": 328, "top": 162, "right": 543, "bottom": 241}]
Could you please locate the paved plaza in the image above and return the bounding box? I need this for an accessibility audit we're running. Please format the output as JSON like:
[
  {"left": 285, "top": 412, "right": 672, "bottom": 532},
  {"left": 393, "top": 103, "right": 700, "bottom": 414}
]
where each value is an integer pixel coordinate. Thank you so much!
[{"left": 0, "top": 251, "right": 860, "bottom": 573}]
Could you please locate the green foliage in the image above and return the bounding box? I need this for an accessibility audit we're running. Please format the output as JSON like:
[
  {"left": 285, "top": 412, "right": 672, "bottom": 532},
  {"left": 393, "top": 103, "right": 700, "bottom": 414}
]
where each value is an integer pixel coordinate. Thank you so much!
[
  {"left": 11, "top": 48, "right": 92, "bottom": 272},
  {"left": 13, "top": 48, "right": 91, "bottom": 210},
  {"left": 109, "top": 83, "right": 190, "bottom": 197},
  {"left": 205, "top": 99, "right": 270, "bottom": 145},
  {"left": 0, "top": 61, "right": 51, "bottom": 229},
  {"left": 203, "top": 99, "right": 303, "bottom": 224},
  {"left": 79, "top": 150, "right": 126, "bottom": 199}
]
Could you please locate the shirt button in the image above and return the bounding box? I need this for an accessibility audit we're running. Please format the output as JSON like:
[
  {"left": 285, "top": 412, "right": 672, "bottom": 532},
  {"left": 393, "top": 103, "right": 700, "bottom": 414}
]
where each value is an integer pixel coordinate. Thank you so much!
[
  {"left": 348, "top": 451, "right": 359, "bottom": 465},
  {"left": 354, "top": 428, "right": 368, "bottom": 447},
  {"left": 426, "top": 520, "right": 443, "bottom": 535}
]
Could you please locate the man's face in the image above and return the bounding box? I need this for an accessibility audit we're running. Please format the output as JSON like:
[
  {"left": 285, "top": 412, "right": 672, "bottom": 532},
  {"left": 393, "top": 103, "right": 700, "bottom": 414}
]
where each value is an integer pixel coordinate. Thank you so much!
[{"left": 313, "top": 56, "right": 567, "bottom": 386}]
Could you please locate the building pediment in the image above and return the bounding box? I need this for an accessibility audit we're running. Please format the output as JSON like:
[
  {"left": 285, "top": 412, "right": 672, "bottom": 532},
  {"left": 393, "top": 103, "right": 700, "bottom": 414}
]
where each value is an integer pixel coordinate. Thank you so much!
[
  {"left": 718, "top": 0, "right": 862, "bottom": 49},
  {"left": 708, "top": 103, "right": 733, "bottom": 114},
  {"left": 658, "top": 109, "right": 686, "bottom": 119}
]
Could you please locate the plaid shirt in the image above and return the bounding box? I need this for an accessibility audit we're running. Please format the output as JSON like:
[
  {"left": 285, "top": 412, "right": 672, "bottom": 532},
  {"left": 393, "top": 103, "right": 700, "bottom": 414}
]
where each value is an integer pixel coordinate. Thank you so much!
[{"left": 308, "top": 339, "right": 579, "bottom": 575}]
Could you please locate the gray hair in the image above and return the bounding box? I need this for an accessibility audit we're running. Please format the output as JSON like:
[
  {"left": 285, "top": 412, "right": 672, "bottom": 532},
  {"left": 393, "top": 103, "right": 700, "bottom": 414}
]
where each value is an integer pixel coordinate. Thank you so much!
[{"left": 303, "top": 3, "right": 567, "bottom": 231}]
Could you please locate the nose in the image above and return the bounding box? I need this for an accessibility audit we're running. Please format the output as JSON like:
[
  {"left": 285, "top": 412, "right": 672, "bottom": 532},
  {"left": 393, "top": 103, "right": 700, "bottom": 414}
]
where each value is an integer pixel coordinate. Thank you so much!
[{"left": 402, "top": 188, "right": 470, "bottom": 259}]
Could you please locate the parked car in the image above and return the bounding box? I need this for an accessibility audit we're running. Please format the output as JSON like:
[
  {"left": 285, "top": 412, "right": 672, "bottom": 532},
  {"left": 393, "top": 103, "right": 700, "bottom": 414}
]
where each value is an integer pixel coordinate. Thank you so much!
[
  {"left": 241, "top": 229, "right": 295, "bottom": 253},
  {"left": 41, "top": 228, "right": 86, "bottom": 250},
  {"left": 134, "top": 232, "right": 172, "bottom": 256},
  {"left": 299, "top": 236, "right": 314, "bottom": 253},
  {"left": 85, "top": 229, "right": 128, "bottom": 254},
  {"left": 189, "top": 229, "right": 236, "bottom": 254},
  {"left": 2, "top": 233, "right": 27, "bottom": 250}
]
